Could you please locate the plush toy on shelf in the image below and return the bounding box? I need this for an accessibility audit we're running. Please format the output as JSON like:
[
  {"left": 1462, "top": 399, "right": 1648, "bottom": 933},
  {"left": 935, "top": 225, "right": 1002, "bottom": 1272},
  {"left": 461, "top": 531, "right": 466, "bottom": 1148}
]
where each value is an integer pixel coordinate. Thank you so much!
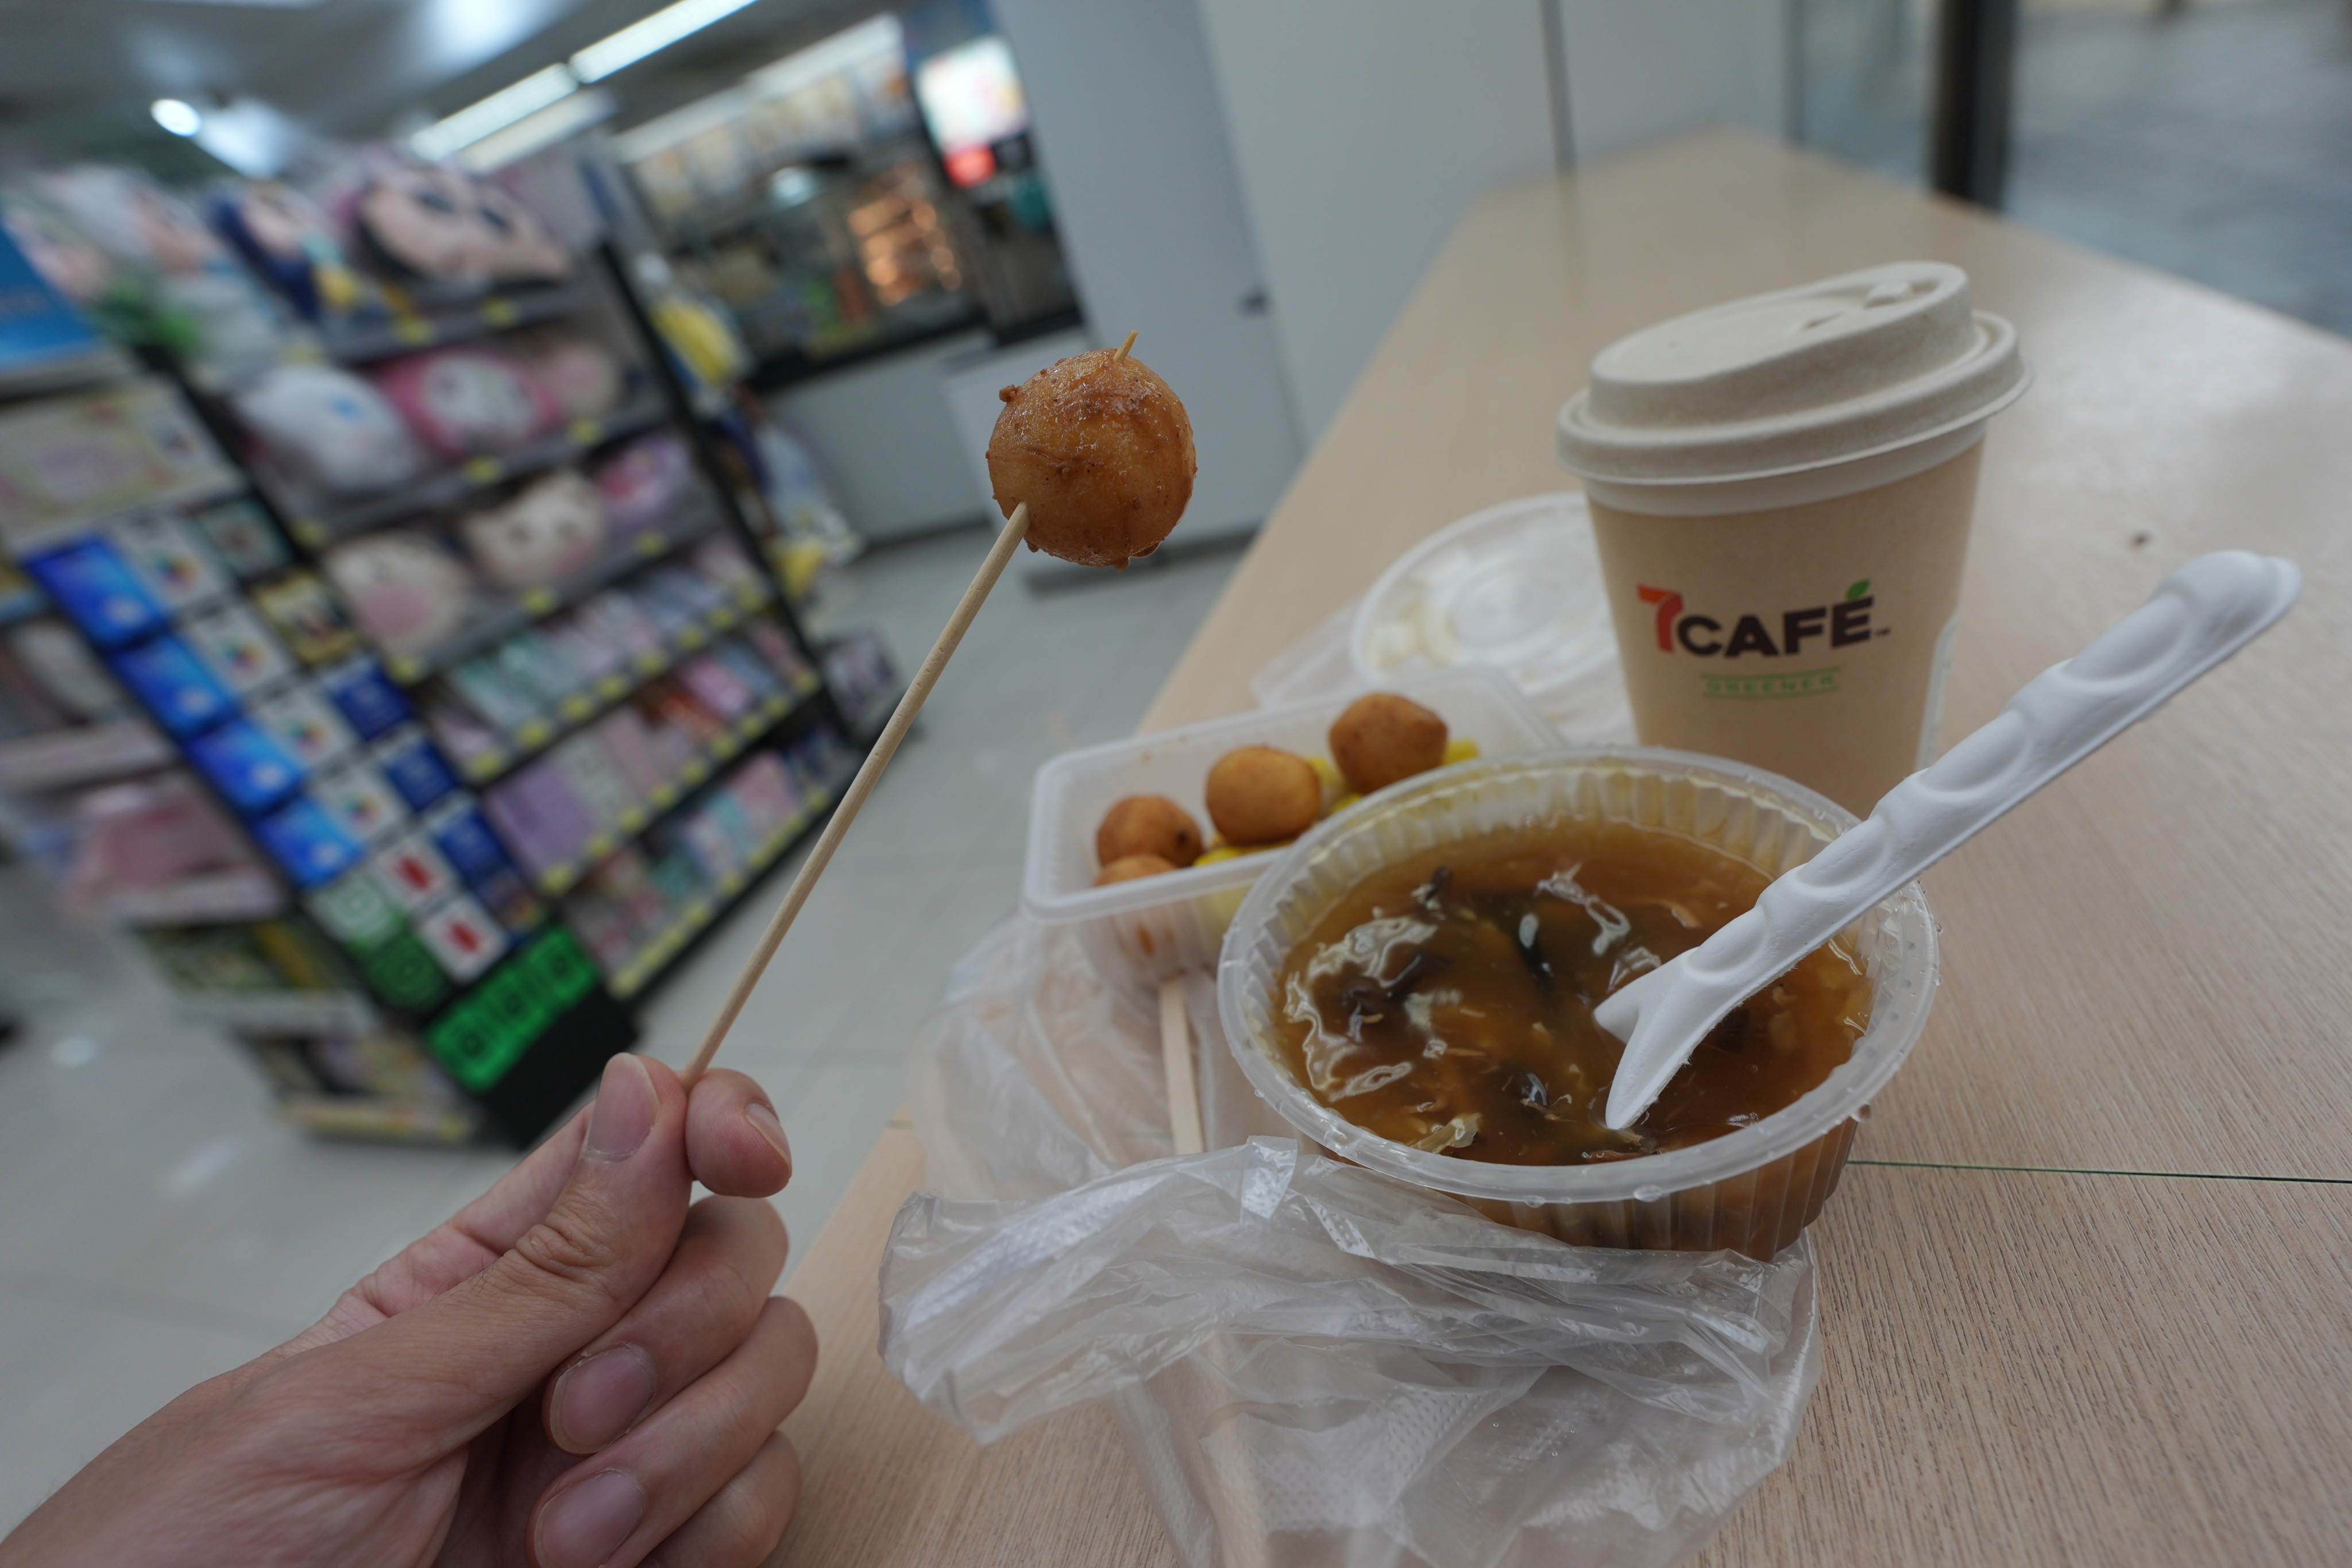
[
  {"left": 233, "top": 362, "right": 427, "bottom": 497},
  {"left": 322, "top": 530, "right": 476, "bottom": 659},
  {"left": 459, "top": 469, "right": 609, "bottom": 592},
  {"left": 592, "top": 431, "right": 693, "bottom": 539},
  {"left": 353, "top": 164, "right": 571, "bottom": 296},
  {"left": 213, "top": 180, "right": 377, "bottom": 322},
  {"left": 374, "top": 345, "right": 559, "bottom": 461},
  {"left": 507, "top": 327, "right": 627, "bottom": 423}
]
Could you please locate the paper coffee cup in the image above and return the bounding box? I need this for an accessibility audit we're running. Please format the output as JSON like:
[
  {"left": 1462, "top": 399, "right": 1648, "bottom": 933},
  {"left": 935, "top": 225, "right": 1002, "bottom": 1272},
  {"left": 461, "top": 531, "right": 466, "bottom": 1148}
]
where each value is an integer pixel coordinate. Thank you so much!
[{"left": 1555, "top": 262, "right": 2028, "bottom": 813}]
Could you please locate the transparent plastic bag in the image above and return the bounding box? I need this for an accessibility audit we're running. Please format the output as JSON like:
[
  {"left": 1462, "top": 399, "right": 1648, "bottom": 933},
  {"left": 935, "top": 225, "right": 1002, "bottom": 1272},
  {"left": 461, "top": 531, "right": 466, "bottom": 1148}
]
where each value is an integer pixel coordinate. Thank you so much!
[{"left": 885, "top": 918, "right": 1821, "bottom": 1568}]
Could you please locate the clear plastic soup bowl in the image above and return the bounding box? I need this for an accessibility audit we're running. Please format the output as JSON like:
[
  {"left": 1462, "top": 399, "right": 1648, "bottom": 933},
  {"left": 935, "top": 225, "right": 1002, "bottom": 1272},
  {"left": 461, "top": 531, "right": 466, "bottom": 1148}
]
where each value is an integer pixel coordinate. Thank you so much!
[{"left": 1216, "top": 747, "right": 1938, "bottom": 1259}]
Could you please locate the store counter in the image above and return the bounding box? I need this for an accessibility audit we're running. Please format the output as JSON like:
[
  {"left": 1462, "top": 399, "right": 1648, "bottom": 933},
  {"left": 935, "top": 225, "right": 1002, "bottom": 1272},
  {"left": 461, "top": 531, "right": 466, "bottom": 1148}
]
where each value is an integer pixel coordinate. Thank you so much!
[{"left": 768, "top": 129, "right": 2352, "bottom": 1565}]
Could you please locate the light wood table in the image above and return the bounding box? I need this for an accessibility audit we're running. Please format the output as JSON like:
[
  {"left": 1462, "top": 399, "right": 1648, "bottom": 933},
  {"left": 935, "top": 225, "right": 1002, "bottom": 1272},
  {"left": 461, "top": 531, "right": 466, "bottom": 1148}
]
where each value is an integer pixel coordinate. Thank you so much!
[{"left": 774, "top": 130, "right": 2352, "bottom": 1565}]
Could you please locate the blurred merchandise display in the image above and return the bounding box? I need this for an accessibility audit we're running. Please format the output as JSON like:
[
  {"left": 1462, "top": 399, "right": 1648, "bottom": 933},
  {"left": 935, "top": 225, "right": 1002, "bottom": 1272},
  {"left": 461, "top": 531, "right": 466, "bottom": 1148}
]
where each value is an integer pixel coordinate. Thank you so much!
[
  {"left": 610, "top": 7, "right": 1076, "bottom": 384},
  {"left": 0, "top": 144, "right": 890, "bottom": 1146}
]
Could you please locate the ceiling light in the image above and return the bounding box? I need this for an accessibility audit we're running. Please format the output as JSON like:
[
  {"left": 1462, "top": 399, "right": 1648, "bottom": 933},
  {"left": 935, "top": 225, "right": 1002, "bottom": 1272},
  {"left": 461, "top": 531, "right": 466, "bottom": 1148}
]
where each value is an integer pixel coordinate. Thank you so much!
[
  {"left": 571, "top": 0, "right": 760, "bottom": 83},
  {"left": 150, "top": 98, "right": 203, "bottom": 137},
  {"left": 410, "top": 64, "right": 578, "bottom": 161}
]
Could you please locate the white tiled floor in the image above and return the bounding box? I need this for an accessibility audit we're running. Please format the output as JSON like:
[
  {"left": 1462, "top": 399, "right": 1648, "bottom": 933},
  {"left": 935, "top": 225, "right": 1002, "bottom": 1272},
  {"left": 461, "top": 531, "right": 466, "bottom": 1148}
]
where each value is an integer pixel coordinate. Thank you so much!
[{"left": 0, "top": 526, "right": 1243, "bottom": 1532}]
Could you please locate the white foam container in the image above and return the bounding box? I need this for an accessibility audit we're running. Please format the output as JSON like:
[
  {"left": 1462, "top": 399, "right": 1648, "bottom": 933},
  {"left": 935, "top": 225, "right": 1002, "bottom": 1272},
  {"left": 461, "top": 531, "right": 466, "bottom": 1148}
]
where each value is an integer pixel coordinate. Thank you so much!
[{"left": 1021, "top": 667, "right": 1558, "bottom": 980}]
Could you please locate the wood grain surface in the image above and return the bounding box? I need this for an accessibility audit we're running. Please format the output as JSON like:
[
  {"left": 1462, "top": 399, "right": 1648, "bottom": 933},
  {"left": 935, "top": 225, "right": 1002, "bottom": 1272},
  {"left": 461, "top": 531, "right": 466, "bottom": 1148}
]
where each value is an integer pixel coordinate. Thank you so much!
[{"left": 771, "top": 130, "right": 2352, "bottom": 1565}]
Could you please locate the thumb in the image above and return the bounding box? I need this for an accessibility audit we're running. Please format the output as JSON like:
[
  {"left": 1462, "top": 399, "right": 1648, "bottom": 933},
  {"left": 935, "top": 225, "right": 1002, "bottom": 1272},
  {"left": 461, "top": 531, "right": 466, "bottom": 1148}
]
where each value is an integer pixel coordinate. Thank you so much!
[{"left": 308, "top": 1054, "right": 693, "bottom": 1449}]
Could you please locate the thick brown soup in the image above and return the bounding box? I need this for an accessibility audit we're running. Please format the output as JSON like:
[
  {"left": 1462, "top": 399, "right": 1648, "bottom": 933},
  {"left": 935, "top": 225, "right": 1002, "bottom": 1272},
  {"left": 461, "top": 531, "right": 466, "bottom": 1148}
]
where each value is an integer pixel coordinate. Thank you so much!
[{"left": 1272, "top": 821, "right": 1871, "bottom": 1164}]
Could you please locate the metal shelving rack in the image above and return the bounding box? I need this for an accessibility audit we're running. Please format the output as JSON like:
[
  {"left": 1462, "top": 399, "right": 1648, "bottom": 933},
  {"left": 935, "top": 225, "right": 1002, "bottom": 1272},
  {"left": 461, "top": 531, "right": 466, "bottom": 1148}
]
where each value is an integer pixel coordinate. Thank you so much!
[{"left": 0, "top": 187, "right": 873, "bottom": 1148}]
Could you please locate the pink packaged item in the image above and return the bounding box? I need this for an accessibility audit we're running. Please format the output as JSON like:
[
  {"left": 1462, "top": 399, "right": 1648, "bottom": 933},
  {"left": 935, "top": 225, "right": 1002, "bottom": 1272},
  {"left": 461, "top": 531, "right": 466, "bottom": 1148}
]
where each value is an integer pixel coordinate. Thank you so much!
[
  {"left": 675, "top": 654, "right": 754, "bottom": 719},
  {"left": 549, "top": 731, "right": 638, "bottom": 828},
  {"left": 322, "top": 531, "right": 476, "bottom": 659},
  {"left": 592, "top": 708, "right": 673, "bottom": 798},
  {"left": 459, "top": 469, "right": 608, "bottom": 590},
  {"left": 508, "top": 328, "right": 626, "bottom": 422},
  {"left": 593, "top": 432, "right": 692, "bottom": 537},
  {"left": 374, "top": 346, "right": 559, "bottom": 460},
  {"left": 484, "top": 760, "right": 593, "bottom": 876},
  {"left": 353, "top": 165, "right": 571, "bottom": 293}
]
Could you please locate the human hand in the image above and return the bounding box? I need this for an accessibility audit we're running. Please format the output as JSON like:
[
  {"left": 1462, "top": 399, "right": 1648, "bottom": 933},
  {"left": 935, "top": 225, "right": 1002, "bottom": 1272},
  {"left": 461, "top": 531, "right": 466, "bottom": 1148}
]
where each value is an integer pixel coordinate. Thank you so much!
[{"left": 0, "top": 1055, "right": 816, "bottom": 1568}]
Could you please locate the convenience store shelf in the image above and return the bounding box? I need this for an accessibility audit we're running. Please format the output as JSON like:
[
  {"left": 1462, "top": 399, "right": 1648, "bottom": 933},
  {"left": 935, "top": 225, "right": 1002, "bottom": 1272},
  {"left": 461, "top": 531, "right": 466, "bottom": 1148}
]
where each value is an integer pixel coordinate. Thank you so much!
[
  {"left": 178, "top": 989, "right": 380, "bottom": 1035},
  {"left": 315, "top": 283, "right": 597, "bottom": 366},
  {"left": 530, "top": 681, "right": 822, "bottom": 897},
  {"left": 0, "top": 719, "right": 174, "bottom": 791},
  {"left": 606, "top": 763, "right": 852, "bottom": 998},
  {"left": 104, "top": 866, "right": 286, "bottom": 928},
  {"left": 457, "top": 582, "right": 779, "bottom": 785},
  {"left": 382, "top": 505, "right": 728, "bottom": 685},
  {"left": 287, "top": 392, "right": 666, "bottom": 548}
]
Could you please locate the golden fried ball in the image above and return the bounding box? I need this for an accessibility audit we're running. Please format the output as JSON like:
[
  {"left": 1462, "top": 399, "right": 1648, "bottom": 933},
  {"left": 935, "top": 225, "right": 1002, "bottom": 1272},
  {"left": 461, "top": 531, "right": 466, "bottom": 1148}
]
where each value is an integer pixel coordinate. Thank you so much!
[
  {"left": 987, "top": 346, "right": 1195, "bottom": 569},
  {"left": 1095, "top": 852, "right": 1178, "bottom": 886},
  {"left": 1096, "top": 794, "right": 1202, "bottom": 870},
  {"left": 1204, "top": 747, "right": 1322, "bottom": 846},
  {"left": 1329, "top": 692, "right": 1450, "bottom": 795}
]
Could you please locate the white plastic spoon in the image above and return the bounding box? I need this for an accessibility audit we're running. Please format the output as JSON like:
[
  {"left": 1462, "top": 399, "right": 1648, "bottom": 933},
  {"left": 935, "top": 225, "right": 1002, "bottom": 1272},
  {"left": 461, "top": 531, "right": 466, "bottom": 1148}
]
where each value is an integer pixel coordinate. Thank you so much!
[{"left": 1596, "top": 550, "right": 2303, "bottom": 1131}]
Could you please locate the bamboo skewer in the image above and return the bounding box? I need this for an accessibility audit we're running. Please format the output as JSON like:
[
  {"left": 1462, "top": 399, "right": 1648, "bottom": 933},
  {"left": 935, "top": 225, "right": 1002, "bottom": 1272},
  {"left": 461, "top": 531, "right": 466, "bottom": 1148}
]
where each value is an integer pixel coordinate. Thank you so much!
[
  {"left": 681, "top": 502, "right": 1032, "bottom": 1084},
  {"left": 1158, "top": 976, "right": 1206, "bottom": 1156}
]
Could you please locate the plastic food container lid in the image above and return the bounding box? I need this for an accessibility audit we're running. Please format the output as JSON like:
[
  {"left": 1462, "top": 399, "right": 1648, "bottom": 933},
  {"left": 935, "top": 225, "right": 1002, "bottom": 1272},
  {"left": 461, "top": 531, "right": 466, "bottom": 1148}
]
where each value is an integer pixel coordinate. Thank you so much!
[
  {"left": 1349, "top": 492, "right": 1619, "bottom": 714},
  {"left": 1555, "top": 261, "right": 2028, "bottom": 486}
]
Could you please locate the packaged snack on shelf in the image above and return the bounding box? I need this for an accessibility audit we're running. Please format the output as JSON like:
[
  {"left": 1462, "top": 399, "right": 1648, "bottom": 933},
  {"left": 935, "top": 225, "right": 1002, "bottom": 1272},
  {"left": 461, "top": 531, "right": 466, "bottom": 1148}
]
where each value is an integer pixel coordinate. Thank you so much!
[
  {"left": 376, "top": 345, "right": 559, "bottom": 461},
  {"left": 109, "top": 512, "right": 234, "bottom": 612},
  {"left": 540, "top": 607, "right": 629, "bottom": 687},
  {"left": 181, "top": 602, "right": 298, "bottom": 695},
  {"left": 316, "top": 654, "right": 412, "bottom": 739},
  {"left": 190, "top": 497, "right": 289, "bottom": 578},
  {"left": 308, "top": 758, "right": 408, "bottom": 844},
  {"left": 493, "top": 628, "right": 585, "bottom": 708},
  {"left": 571, "top": 590, "right": 664, "bottom": 665},
  {"left": 484, "top": 759, "right": 593, "bottom": 876},
  {"left": 187, "top": 718, "right": 306, "bottom": 812},
  {"left": 594, "top": 432, "right": 692, "bottom": 538},
  {"left": 417, "top": 689, "right": 503, "bottom": 773},
  {"left": 250, "top": 570, "right": 361, "bottom": 666},
  {"left": 249, "top": 683, "right": 361, "bottom": 771},
  {"left": 590, "top": 707, "right": 672, "bottom": 798},
  {"left": 675, "top": 652, "right": 756, "bottom": 719},
  {"left": 322, "top": 530, "right": 477, "bottom": 659},
  {"left": 254, "top": 794, "right": 365, "bottom": 886},
  {"left": 109, "top": 635, "right": 235, "bottom": 735},
  {"left": 549, "top": 730, "right": 635, "bottom": 827},
  {"left": 689, "top": 535, "right": 760, "bottom": 591},
  {"left": 25, "top": 536, "right": 169, "bottom": 647},
  {"left": 646, "top": 684, "right": 723, "bottom": 744},
  {"left": 370, "top": 723, "right": 458, "bottom": 810},
  {"left": 459, "top": 469, "right": 608, "bottom": 590},
  {"left": 746, "top": 619, "right": 815, "bottom": 685},
  {"left": 444, "top": 656, "right": 542, "bottom": 731},
  {"left": 414, "top": 892, "right": 506, "bottom": 982},
  {"left": 506, "top": 327, "right": 627, "bottom": 422},
  {"left": 232, "top": 363, "right": 427, "bottom": 498},
  {"left": 368, "top": 827, "right": 461, "bottom": 913}
]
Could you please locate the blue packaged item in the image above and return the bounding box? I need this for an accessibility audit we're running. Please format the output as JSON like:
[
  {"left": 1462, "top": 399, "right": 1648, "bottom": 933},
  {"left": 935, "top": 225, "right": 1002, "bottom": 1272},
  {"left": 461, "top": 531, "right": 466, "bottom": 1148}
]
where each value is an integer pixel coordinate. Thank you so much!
[
  {"left": 188, "top": 719, "right": 306, "bottom": 813},
  {"left": 373, "top": 724, "right": 457, "bottom": 810},
  {"left": 110, "top": 635, "right": 235, "bottom": 735},
  {"left": 254, "top": 795, "right": 364, "bottom": 887},
  {"left": 424, "top": 796, "right": 516, "bottom": 886},
  {"left": 318, "top": 654, "right": 412, "bottom": 739},
  {"left": 25, "top": 537, "right": 167, "bottom": 647}
]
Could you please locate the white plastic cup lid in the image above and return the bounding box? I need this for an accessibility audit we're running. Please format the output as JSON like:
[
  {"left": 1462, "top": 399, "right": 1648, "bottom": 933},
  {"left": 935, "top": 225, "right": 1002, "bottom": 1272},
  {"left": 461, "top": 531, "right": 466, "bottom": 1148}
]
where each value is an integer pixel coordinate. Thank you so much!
[
  {"left": 1350, "top": 492, "right": 1619, "bottom": 711},
  {"left": 1555, "top": 261, "right": 2028, "bottom": 486}
]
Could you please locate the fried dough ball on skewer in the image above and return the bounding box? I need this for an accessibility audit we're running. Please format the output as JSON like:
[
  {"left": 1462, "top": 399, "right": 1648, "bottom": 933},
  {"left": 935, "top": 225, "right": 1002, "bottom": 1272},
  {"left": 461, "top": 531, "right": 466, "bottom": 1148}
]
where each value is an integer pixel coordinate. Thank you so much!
[
  {"left": 988, "top": 344, "right": 1195, "bottom": 569},
  {"left": 1329, "top": 692, "right": 1450, "bottom": 794}
]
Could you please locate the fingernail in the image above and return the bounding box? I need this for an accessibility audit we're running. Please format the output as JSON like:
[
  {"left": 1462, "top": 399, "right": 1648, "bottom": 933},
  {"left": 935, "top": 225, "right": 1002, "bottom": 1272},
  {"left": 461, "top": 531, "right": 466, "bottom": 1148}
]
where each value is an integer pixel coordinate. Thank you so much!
[
  {"left": 538, "top": 1467, "right": 645, "bottom": 1568},
  {"left": 583, "top": 1055, "right": 655, "bottom": 1163},
  {"left": 746, "top": 1100, "right": 792, "bottom": 1176},
  {"left": 550, "top": 1343, "right": 658, "bottom": 1454}
]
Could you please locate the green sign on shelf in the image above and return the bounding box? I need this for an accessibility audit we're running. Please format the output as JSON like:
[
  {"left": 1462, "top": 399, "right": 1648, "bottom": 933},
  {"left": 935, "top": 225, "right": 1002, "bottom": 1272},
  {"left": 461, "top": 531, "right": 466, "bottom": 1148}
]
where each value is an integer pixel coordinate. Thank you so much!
[{"left": 426, "top": 928, "right": 600, "bottom": 1093}]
